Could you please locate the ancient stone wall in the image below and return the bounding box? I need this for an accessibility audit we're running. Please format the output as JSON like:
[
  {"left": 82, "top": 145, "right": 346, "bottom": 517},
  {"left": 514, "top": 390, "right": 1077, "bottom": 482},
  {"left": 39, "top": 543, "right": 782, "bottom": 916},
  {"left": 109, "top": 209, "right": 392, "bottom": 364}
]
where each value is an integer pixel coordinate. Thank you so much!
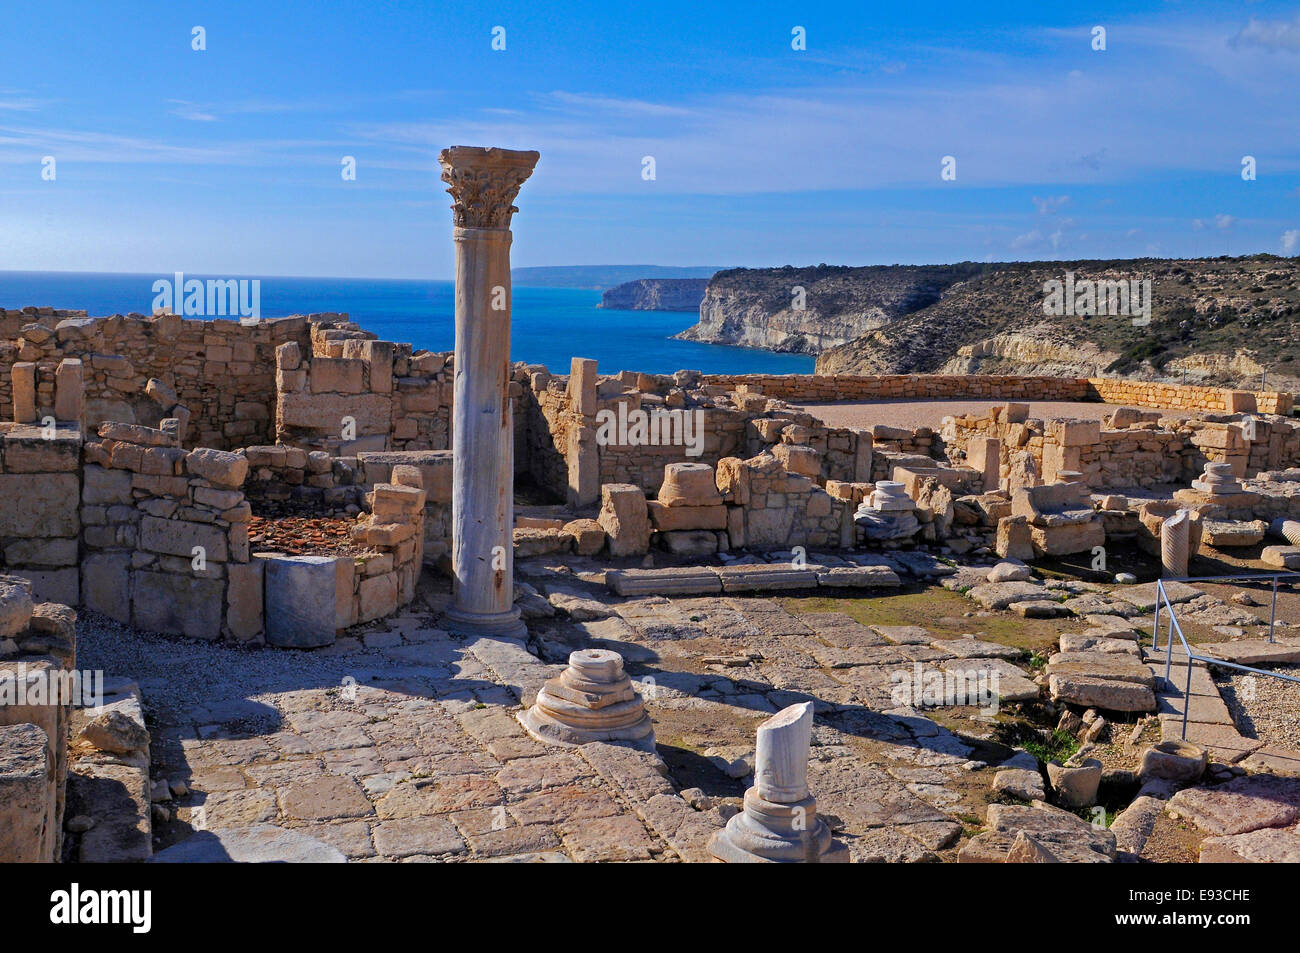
[
  {"left": 706, "top": 372, "right": 1294, "bottom": 416},
  {"left": 80, "top": 423, "right": 257, "bottom": 641},
  {"left": 1, "top": 310, "right": 314, "bottom": 450},
  {"left": 0, "top": 425, "right": 82, "bottom": 605}
]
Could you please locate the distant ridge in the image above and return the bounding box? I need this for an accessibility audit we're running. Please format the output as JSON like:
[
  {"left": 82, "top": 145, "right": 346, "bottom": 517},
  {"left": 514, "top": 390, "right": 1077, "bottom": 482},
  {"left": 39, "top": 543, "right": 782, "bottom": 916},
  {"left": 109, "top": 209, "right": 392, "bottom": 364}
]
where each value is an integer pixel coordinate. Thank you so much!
[{"left": 511, "top": 264, "right": 724, "bottom": 290}]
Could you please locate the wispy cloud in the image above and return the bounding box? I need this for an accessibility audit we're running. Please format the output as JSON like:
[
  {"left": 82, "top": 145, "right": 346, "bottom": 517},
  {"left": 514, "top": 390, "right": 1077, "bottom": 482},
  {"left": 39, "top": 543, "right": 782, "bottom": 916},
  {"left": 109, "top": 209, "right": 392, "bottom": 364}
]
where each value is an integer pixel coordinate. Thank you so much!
[
  {"left": 1231, "top": 14, "right": 1300, "bottom": 53},
  {"left": 168, "top": 100, "right": 218, "bottom": 122}
]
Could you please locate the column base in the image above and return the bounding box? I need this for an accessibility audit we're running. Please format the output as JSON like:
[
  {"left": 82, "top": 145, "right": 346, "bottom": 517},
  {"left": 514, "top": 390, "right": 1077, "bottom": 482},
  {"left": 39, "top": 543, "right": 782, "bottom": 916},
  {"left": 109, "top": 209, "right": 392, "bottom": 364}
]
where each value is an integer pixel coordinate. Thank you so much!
[
  {"left": 439, "top": 603, "right": 527, "bottom": 638},
  {"left": 708, "top": 791, "right": 849, "bottom": 863}
]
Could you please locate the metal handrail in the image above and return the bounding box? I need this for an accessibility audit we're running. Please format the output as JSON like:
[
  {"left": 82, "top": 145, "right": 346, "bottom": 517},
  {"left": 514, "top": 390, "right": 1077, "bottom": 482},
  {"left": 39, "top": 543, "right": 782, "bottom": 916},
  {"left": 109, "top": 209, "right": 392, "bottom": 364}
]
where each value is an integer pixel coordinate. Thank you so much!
[{"left": 1150, "top": 574, "right": 1300, "bottom": 741}]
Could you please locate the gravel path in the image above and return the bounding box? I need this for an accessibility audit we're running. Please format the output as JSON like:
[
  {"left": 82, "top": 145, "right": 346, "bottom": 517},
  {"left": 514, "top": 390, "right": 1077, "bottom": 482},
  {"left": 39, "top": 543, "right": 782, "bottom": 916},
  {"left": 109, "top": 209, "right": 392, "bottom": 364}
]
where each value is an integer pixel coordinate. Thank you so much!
[
  {"left": 1215, "top": 664, "right": 1300, "bottom": 749},
  {"left": 790, "top": 399, "right": 1180, "bottom": 431}
]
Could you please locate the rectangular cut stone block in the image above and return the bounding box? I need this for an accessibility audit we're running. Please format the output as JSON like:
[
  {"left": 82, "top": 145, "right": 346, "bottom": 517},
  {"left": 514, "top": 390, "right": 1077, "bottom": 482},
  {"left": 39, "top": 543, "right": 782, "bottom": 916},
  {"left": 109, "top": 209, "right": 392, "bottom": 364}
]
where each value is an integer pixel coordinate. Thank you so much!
[
  {"left": 569, "top": 358, "right": 598, "bottom": 415},
  {"left": 1048, "top": 674, "right": 1156, "bottom": 712},
  {"left": 139, "top": 515, "right": 229, "bottom": 562},
  {"left": 2, "top": 429, "right": 80, "bottom": 473},
  {"left": 263, "top": 555, "right": 351, "bottom": 647},
  {"left": 1054, "top": 419, "right": 1101, "bottom": 447},
  {"left": 717, "top": 565, "right": 818, "bottom": 592},
  {"left": 607, "top": 567, "right": 721, "bottom": 596},
  {"left": 967, "top": 437, "right": 1001, "bottom": 493},
  {"left": 311, "top": 357, "right": 366, "bottom": 394},
  {"left": 358, "top": 451, "right": 453, "bottom": 504},
  {"left": 0, "top": 723, "right": 53, "bottom": 863},
  {"left": 646, "top": 501, "right": 727, "bottom": 531},
  {"left": 11, "top": 570, "right": 78, "bottom": 607},
  {"left": 54, "top": 358, "right": 84, "bottom": 423},
  {"left": 132, "top": 570, "right": 224, "bottom": 639},
  {"left": 11, "top": 363, "right": 37, "bottom": 423},
  {"left": 0, "top": 474, "right": 79, "bottom": 538},
  {"left": 82, "top": 553, "right": 131, "bottom": 623},
  {"left": 226, "top": 560, "right": 265, "bottom": 642}
]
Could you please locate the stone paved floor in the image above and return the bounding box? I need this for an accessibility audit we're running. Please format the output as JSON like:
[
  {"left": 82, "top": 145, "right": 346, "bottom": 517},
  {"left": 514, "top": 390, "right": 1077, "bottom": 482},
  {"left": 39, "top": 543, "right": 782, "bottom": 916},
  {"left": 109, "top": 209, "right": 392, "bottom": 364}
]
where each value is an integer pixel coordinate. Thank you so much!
[{"left": 74, "top": 556, "right": 1300, "bottom": 863}]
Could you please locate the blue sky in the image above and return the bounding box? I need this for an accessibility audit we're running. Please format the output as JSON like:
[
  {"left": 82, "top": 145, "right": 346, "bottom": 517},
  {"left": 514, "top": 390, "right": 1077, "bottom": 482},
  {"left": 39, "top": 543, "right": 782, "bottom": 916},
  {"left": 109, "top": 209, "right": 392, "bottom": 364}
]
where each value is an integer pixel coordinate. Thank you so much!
[{"left": 1, "top": 0, "right": 1298, "bottom": 278}]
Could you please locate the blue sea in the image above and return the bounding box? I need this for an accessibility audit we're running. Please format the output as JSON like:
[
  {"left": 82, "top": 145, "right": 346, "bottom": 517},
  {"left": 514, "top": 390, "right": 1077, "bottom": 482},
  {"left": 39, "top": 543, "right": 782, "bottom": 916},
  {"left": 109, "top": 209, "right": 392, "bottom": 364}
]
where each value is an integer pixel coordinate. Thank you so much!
[{"left": 0, "top": 271, "right": 814, "bottom": 376}]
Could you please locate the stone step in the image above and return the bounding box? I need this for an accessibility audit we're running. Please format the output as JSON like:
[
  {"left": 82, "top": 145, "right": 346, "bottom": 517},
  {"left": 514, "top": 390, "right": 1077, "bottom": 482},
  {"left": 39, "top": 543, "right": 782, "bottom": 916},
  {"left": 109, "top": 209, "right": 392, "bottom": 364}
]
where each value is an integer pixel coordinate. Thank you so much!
[
  {"left": 1202, "top": 639, "right": 1300, "bottom": 667},
  {"left": 606, "top": 567, "right": 721, "bottom": 597}
]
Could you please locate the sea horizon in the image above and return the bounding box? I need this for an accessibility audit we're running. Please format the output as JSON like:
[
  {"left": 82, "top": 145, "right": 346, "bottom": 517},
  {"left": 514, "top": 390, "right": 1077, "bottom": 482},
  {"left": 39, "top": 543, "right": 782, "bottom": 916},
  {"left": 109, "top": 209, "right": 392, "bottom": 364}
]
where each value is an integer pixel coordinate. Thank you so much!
[{"left": 0, "top": 269, "right": 814, "bottom": 377}]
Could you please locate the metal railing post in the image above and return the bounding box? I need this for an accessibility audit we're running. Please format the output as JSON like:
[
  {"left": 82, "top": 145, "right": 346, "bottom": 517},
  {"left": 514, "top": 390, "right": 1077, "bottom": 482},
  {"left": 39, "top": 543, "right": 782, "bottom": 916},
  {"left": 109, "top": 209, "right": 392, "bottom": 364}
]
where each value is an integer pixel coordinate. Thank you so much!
[
  {"left": 1153, "top": 596, "right": 1161, "bottom": 652},
  {"left": 1181, "top": 658, "right": 1192, "bottom": 741},
  {"left": 1269, "top": 576, "right": 1278, "bottom": 644}
]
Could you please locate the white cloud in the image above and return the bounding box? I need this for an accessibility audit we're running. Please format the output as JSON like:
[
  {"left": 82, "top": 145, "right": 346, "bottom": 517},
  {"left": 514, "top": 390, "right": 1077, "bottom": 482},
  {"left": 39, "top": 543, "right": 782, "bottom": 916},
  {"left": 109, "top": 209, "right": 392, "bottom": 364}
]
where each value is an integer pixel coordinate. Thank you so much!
[
  {"left": 1215, "top": 214, "right": 1237, "bottom": 229},
  {"left": 1231, "top": 15, "right": 1300, "bottom": 52},
  {"left": 168, "top": 101, "right": 218, "bottom": 122},
  {"left": 1032, "top": 194, "right": 1070, "bottom": 215},
  {"left": 1284, "top": 229, "right": 1300, "bottom": 255}
]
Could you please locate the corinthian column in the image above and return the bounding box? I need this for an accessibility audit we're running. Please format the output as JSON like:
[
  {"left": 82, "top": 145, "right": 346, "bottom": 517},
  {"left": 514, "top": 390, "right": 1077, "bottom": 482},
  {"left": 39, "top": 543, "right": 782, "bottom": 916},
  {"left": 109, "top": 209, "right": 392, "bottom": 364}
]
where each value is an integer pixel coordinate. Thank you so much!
[{"left": 437, "top": 145, "right": 539, "bottom": 638}]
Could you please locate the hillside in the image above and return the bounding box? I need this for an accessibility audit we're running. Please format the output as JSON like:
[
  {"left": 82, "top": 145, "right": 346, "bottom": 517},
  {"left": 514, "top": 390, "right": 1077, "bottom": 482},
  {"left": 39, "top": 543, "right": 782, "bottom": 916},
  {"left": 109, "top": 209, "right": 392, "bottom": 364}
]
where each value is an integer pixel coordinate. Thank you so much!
[
  {"left": 674, "top": 257, "right": 1300, "bottom": 393},
  {"left": 598, "top": 278, "right": 708, "bottom": 311},
  {"left": 675, "top": 263, "right": 987, "bottom": 353}
]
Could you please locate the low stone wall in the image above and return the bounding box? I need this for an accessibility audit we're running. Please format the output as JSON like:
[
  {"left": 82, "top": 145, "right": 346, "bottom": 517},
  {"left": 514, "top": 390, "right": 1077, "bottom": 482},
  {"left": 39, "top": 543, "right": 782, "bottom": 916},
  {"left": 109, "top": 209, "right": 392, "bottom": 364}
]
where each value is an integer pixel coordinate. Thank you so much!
[
  {"left": 357, "top": 450, "right": 453, "bottom": 565},
  {"left": 1, "top": 309, "right": 313, "bottom": 450},
  {"left": 81, "top": 423, "right": 257, "bottom": 641},
  {"left": 275, "top": 326, "right": 453, "bottom": 455},
  {"left": 705, "top": 372, "right": 1294, "bottom": 416},
  {"left": 943, "top": 403, "right": 1300, "bottom": 490},
  {"left": 240, "top": 444, "right": 367, "bottom": 516}
]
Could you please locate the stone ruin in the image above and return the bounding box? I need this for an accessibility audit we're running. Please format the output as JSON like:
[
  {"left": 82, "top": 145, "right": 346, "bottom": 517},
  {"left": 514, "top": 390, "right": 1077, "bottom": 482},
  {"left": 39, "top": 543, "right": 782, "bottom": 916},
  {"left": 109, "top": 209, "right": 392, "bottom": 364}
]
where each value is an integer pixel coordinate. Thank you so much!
[{"left": 5, "top": 144, "right": 1300, "bottom": 865}]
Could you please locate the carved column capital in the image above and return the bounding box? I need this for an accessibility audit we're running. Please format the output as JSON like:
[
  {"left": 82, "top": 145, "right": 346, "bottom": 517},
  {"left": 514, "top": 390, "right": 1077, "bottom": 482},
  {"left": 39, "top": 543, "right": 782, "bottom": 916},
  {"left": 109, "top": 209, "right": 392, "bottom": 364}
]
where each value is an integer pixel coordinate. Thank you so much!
[{"left": 438, "top": 145, "right": 540, "bottom": 230}]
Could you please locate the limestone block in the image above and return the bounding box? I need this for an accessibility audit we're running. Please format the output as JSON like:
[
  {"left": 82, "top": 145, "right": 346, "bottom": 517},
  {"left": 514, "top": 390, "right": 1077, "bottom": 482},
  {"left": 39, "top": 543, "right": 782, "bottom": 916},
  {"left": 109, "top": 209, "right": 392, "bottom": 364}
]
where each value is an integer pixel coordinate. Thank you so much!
[
  {"left": 0, "top": 723, "right": 53, "bottom": 863},
  {"left": 715, "top": 457, "right": 750, "bottom": 505},
  {"left": 772, "top": 443, "right": 821, "bottom": 477},
  {"left": 185, "top": 448, "right": 249, "bottom": 489},
  {"left": 131, "top": 570, "right": 224, "bottom": 640},
  {"left": 1029, "top": 520, "right": 1105, "bottom": 557},
  {"left": 1200, "top": 519, "right": 1266, "bottom": 548},
  {"left": 226, "top": 560, "right": 264, "bottom": 642},
  {"left": 357, "top": 572, "right": 398, "bottom": 623},
  {"left": 81, "top": 552, "right": 129, "bottom": 625},
  {"left": 967, "top": 436, "right": 1001, "bottom": 493},
  {"left": 0, "top": 474, "right": 79, "bottom": 538},
  {"left": 11, "top": 363, "right": 37, "bottom": 423},
  {"left": 310, "top": 357, "right": 366, "bottom": 394},
  {"left": 13, "top": 570, "right": 78, "bottom": 608},
  {"left": 646, "top": 501, "right": 727, "bottom": 532},
  {"left": 139, "top": 516, "right": 229, "bottom": 562},
  {"left": 0, "top": 580, "right": 33, "bottom": 638},
  {"left": 598, "top": 484, "right": 650, "bottom": 557},
  {"left": 54, "top": 358, "right": 84, "bottom": 423},
  {"left": 562, "top": 518, "right": 606, "bottom": 556},
  {"left": 263, "top": 555, "right": 350, "bottom": 648},
  {"left": 1055, "top": 418, "right": 1101, "bottom": 447},
  {"left": 2, "top": 429, "right": 80, "bottom": 473},
  {"left": 568, "top": 358, "right": 598, "bottom": 415},
  {"left": 996, "top": 516, "right": 1035, "bottom": 561},
  {"left": 660, "top": 530, "right": 718, "bottom": 556},
  {"left": 1262, "top": 546, "right": 1300, "bottom": 570}
]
